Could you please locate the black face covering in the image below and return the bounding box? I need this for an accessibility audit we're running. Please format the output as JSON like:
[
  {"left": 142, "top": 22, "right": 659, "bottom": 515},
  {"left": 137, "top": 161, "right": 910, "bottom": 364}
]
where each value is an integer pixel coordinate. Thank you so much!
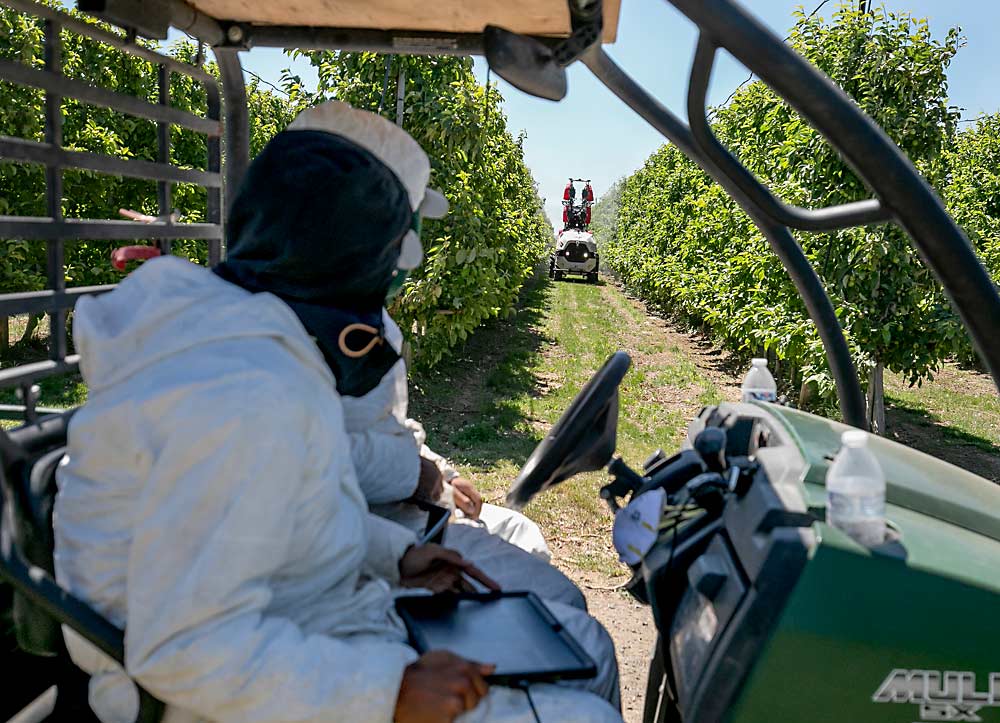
[{"left": 214, "top": 129, "right": 411, "bottom": 396}]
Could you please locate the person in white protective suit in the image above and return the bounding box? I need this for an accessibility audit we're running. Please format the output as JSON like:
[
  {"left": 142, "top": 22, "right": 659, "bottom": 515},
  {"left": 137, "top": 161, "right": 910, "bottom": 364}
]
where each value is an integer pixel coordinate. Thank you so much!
[
  {"left": 341, "top": 314, "right": 587, "bottom": 610},
  {"left": 288, "top": 102, "right": 588, "bottom": 610},
  {"left": 341, "top": 310, "right": 587, "bottom": 609},
  {"left": 343, "top": 312, "right": 555, "bottom": 562},
  {"left": 53, "top": 100, "right": 621, "bottom": 723}
]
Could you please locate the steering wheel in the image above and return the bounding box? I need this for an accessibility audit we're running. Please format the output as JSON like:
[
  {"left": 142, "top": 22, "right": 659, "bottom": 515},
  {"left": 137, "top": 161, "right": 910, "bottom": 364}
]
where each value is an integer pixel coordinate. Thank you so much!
[{"left": 506, "top": 351, "right": 631, "bottom": 510}]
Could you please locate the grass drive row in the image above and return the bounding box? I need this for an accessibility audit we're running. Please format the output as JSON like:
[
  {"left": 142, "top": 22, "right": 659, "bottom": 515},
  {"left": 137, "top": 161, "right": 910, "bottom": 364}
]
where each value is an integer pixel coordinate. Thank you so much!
[{"left": 410, "top": 272, "right": 1000, "bottom": 582}]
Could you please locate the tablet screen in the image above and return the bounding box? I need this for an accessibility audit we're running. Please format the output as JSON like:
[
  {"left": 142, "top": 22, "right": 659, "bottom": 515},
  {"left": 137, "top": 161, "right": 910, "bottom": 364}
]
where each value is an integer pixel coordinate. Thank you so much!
[{"left": 395, "top": 592, "right": 597, "bottom": 684}]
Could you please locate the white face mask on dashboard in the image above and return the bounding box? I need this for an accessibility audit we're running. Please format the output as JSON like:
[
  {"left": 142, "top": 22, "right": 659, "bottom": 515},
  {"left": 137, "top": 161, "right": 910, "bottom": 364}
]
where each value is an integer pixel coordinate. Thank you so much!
[{"left": 613, "top": 488, "right": 666, "bottom": 565}]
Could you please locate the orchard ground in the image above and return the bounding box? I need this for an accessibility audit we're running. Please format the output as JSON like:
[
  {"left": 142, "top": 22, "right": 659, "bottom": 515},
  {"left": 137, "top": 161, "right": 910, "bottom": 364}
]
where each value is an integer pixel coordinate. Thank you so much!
[
  {"left": 1, "top": 272, "right": 999, "bottom": 721},
  {"left": 409, "top": 270, "right": 1000, "bottom": 722}
]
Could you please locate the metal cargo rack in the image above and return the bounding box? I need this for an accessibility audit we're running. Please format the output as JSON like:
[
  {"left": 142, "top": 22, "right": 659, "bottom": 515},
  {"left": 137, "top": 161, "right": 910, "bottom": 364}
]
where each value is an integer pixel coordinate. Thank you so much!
[{"left": 0, "top": 0, "right": 224, "bottom": 421}]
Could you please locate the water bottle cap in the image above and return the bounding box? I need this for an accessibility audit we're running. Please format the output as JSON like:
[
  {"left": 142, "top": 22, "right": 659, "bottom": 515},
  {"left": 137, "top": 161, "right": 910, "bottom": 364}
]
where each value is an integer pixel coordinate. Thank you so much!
[
  {"left": 751, "top": 358, "right": 767, "bottom": 366},
  {"left": 841, "top": 429, "right": 869, "bottom": 448}
]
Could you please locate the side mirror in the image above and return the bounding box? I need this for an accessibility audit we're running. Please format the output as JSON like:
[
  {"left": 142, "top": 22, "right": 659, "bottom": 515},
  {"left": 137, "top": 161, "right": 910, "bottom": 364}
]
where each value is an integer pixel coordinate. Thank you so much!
[{"left": 485, "top": 26, "right": 567, "bottom": 102}]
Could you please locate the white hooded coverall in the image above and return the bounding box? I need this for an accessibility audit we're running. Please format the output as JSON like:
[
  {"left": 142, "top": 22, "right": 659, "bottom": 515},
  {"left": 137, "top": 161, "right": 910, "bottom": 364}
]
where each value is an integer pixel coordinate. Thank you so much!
[
  {"left": 340, "top": 312, "right": 587, "bottom": 610},
  {"left": 54, "top": 257, "right": 621, "bottom": 723}
]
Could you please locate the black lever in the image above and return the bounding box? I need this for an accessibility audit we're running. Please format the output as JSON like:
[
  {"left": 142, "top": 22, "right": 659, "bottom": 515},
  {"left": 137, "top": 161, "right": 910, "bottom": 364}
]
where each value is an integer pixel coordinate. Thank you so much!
[
  {"left": 681, "top": 472, "right": 729, "bottom": 513},
  {"left": 640, "top": 449, "right": 705, "bottom": 496},
  {"left": 694, "top": 427, "right": 728, "bottom": 473},
  {"left": 600, "top": 457, "right": 646, "bottom": 511},
  {"left": 642, "top": 448, "right": 667, "bottom": 474}
]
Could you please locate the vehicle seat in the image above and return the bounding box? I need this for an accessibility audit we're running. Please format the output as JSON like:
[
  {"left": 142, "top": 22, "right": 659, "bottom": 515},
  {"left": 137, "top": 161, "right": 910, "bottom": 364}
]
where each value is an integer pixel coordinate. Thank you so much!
[
  {"left": 2, "top": 413, "right": 73, "bottom": 655},
  {"left": 0, "top": 410, "right": 165, "bottom": 723},
  {"left": 23, "top": 446, "right": 64, "bottom": 571}
]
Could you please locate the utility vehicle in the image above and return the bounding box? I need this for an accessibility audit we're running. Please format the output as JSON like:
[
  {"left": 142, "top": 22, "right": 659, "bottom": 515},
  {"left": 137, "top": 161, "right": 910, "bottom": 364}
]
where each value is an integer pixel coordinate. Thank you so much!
[
  {"left": 552, "top": 177, "right": 599, "bottom": 281},
  {"left": 1, "top": 1, "right": 999, "bottom": 722},
  {"left": 550, "top": 227, "right": 599, "bottom": 282}
]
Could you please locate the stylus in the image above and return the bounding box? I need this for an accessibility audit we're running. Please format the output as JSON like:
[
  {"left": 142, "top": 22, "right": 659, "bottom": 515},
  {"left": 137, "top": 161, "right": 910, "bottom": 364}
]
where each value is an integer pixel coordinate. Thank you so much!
[{"left": 418, "top": 510, "right": 450, "bottom": 545}]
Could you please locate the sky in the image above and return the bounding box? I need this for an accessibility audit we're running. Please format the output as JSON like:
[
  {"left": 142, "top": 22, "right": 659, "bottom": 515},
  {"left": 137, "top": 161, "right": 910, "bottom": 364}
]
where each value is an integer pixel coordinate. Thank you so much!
[{"left": 234, "top": 0, "right": 1000, "bottom": 228}]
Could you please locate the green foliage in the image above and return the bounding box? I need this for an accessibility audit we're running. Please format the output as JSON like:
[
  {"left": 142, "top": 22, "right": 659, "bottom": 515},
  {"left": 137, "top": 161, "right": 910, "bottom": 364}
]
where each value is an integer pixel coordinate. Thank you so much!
[
  {"left": 0, "top": 8, "right": 545, "bottom": 368},
  {"left": 590, "top": 176, "right": 626, "bottom": 256},
  {"left": 0, "top": 2, "right": 297, "bottom": 294},
  {"left": 606, "top": 5, "right": 970, "bottom": 402},
  {"left": 942, "top": 113, "right": 1000, "bottom": 366},
  {"left": 293, "top": 51, "right": 549, "bottom": 366},
  {"left": 945, "top": 114, "right": 1000, "bottom": 281}
]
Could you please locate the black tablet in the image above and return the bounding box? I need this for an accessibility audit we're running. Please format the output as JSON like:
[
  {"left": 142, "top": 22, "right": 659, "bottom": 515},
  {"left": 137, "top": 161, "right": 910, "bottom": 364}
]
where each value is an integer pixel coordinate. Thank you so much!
[{"left": 395, "top": 592, "right": 598, "bottom": 684}]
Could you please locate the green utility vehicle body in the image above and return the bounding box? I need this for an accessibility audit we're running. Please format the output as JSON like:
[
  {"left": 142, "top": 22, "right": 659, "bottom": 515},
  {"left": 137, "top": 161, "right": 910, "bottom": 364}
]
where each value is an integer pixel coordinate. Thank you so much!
[{"left": 727, "top": 404, "right": 1000, "bottom": 723}]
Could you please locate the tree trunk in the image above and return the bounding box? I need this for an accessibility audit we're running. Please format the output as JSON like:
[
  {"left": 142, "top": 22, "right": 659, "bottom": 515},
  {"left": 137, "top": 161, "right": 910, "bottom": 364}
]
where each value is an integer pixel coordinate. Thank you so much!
[
  {"left": 0, "top": 316, "right": 8, "bottom": 359},
  {"left": 18, "top": 313, "right": 41, "bottom": 346},
  {"left": 799, "top": 378, "right": 817, "bottom": 409},
  {"left": 866, "top": 361, "right": 886, "bottom": 434}
]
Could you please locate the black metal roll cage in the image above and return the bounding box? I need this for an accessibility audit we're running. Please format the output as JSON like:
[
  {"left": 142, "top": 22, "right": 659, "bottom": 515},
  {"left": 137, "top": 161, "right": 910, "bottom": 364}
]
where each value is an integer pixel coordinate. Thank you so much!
[
  {"left": 1, "top": 0, "right": 993, "bottom": 430},
  {"left": 0, "top": 1, "right": 998, "bottom": 720}
]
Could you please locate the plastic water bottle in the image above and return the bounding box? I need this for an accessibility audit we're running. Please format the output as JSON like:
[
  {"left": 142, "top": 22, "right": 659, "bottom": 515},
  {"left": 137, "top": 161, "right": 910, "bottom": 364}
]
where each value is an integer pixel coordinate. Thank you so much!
[
  {"left": 826, "top": 430, "right": 886, "bottom": 547},
  {"left": 741, "top": 358, "right": 777, "bottom": 402}
]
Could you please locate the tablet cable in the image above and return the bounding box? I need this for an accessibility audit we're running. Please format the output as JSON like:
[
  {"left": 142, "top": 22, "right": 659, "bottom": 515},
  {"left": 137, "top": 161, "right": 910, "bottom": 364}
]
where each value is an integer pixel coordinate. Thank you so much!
[{"left": 514, "top": 681, "right": 543, "bottom": 723}]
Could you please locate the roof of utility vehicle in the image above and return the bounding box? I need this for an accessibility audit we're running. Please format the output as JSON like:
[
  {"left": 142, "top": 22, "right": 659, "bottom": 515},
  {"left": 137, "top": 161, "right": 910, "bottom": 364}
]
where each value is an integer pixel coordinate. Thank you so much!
[{"left": 183, "top": 0, "right": 622, "bottom": 41}]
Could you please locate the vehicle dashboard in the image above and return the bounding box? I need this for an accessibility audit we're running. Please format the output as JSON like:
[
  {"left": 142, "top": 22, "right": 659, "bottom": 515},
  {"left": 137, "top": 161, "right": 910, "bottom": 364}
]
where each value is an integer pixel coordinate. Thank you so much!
[{"left": 639, "top": 403, "right": 818, "bottom": 722}]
